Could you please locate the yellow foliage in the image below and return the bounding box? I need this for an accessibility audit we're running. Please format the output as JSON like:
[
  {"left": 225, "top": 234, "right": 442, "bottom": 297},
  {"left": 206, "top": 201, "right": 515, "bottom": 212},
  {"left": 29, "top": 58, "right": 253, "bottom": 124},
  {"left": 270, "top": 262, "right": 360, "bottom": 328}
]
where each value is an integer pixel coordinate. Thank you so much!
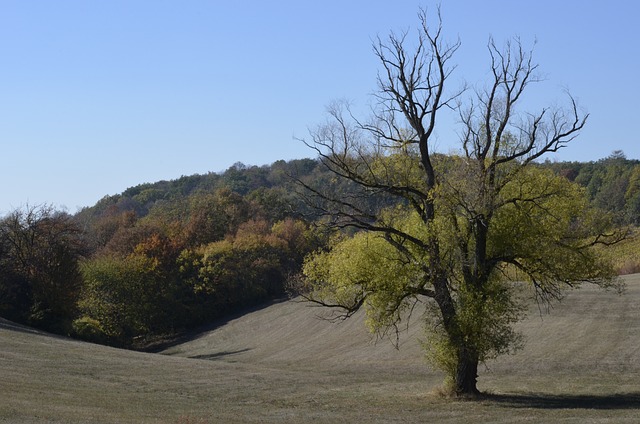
[{"left": 303, "top": 163, "right": 621, "bottom": 377}]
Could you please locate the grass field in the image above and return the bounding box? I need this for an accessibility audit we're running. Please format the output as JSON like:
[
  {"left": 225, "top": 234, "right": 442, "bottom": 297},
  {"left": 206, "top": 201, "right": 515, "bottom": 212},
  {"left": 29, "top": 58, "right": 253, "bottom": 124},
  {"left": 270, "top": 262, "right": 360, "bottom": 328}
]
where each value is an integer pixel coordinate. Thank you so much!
[{"left": 1, "top": 275, "right": 640, "bottom": 423}]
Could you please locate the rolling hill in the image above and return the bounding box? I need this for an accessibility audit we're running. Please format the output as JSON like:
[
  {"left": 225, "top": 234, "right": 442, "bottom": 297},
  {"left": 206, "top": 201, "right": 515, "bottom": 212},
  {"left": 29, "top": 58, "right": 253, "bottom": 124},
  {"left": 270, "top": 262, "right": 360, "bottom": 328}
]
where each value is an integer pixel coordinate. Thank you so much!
[{"left": 1, "top": 275, "right": 640, "bottom": 423}]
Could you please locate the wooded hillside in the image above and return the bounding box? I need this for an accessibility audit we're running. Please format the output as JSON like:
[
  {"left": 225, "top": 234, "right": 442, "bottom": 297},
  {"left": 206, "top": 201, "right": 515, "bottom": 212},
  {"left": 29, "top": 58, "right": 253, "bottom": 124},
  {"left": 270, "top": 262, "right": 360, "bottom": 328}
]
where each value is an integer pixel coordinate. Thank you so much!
[{"left": 0, "top": 152, "right": 638, "bottom": 347}]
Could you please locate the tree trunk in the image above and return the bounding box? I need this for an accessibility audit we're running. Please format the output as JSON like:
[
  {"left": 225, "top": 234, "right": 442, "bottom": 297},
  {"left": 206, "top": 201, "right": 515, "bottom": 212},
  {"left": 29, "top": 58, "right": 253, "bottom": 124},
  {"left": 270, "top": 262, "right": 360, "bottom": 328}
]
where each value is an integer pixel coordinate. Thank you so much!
[
  {"left": 431, "top": 275, "right": 481, "bottom": 396},
  {"left": 454, "top": 347, "right": 480, "bottom": 396}
]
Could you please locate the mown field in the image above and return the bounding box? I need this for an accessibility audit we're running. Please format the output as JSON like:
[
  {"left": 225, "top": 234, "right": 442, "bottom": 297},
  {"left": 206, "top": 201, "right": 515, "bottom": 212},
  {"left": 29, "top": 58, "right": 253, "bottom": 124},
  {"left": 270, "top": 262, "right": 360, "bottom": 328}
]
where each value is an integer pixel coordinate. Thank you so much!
[{"left": 1, "top": 275, "right": 640, "bottom": 423}]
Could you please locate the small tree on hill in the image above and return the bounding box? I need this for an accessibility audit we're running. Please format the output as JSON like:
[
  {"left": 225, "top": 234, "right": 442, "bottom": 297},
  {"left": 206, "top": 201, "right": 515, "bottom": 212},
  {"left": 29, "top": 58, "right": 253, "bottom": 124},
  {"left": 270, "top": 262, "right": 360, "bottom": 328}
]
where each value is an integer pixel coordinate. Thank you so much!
[{"left": 299, "top": 8, "right": 625, "bottom": 396}]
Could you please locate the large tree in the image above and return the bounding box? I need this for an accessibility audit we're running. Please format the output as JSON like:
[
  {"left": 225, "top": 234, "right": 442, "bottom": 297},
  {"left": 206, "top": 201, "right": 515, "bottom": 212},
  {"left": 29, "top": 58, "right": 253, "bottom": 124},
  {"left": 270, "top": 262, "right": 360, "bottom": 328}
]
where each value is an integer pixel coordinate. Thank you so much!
[
  {"left": 0, "top": 205, "right": 86, "bottom": 333},
  {"left": 299, "top": 9, "right": 624, "bottom": 396}
]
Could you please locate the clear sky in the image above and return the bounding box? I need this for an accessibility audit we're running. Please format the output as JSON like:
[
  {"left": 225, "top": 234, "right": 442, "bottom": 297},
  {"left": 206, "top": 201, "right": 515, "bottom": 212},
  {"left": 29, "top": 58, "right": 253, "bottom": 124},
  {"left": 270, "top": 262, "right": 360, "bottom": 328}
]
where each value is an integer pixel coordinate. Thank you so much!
[{"left": 1, "top": 1, "right": 637, "bottom": 214}]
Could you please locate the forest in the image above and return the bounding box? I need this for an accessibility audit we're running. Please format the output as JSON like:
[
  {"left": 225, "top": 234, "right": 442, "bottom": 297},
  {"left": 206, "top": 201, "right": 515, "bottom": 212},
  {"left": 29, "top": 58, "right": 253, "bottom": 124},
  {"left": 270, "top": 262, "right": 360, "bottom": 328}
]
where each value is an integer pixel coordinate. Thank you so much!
[{"left": 0, "top": 151, "right": 638, "bottom": 348}]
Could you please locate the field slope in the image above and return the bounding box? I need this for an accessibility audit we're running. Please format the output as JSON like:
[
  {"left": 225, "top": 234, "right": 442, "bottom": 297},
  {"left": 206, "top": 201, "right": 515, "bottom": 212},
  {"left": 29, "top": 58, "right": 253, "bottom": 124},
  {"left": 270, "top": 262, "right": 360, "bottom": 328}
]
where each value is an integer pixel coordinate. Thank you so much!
[{"left": 2, "top": 276, "right": 640, "bottom": 423}]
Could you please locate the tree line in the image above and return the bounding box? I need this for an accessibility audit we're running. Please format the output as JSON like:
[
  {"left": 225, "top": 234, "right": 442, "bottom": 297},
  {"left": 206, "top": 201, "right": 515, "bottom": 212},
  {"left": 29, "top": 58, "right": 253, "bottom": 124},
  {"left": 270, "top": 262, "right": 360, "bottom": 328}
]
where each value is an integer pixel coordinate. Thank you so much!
[
  {"left": 0, "top": 153, "right": 636, "bottom": 348},
  {"left": 0, "top": 159, "right": 324, "bottom": 347},
  {"left": 543, "top": 150, "right": 640, "bottom": 226}
]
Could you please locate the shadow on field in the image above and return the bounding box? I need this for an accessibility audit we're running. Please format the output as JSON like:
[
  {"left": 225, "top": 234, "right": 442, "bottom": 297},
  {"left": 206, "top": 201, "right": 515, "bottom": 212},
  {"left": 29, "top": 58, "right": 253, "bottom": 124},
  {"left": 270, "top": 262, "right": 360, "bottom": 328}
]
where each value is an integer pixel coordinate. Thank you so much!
[
  {"left": 487, "top": 392, "right": 640, "bottom": 410},
  {"left": 0, "top": 318, "right": 53, "bottom": 337},
  {"left": 146, "top": 298, "right": 289, "bottom": 353},
  {"left": 0, "top": 319, "right": 34, "bottom": 334},
  {"left": 189, "top": 348, "right": 251, "bottom": 360}
]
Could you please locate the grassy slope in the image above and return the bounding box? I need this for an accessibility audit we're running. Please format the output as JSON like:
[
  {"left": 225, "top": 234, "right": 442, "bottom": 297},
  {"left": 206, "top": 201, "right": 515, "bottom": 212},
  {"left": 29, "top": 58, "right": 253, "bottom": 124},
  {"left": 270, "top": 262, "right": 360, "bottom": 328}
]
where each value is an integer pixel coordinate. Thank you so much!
[{"left": 2, "top": 276, "right": 640, "bottom": 423}]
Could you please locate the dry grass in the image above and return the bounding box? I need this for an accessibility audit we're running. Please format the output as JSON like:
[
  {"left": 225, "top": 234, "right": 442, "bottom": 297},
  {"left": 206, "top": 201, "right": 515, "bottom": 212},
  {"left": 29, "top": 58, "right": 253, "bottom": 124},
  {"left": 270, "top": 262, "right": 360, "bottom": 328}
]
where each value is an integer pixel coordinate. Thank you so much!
[{"left": 1, "top": 275, "right": 640, "bottom": 423}]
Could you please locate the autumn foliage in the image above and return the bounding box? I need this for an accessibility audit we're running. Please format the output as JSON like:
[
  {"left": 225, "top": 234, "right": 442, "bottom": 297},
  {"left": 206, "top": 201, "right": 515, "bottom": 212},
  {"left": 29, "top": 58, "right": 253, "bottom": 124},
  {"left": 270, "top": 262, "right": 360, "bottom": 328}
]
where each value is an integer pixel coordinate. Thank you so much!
[{"left": 0, "top": 156, "right": 637, "bottom": 348}]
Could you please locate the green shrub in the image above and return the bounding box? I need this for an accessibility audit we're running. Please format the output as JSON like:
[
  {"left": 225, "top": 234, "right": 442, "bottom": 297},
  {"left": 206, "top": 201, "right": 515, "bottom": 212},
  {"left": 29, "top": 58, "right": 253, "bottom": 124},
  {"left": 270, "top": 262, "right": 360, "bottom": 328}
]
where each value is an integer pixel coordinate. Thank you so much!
[{"left": 72, "top": 316, "right": 109, "bottom": 345}]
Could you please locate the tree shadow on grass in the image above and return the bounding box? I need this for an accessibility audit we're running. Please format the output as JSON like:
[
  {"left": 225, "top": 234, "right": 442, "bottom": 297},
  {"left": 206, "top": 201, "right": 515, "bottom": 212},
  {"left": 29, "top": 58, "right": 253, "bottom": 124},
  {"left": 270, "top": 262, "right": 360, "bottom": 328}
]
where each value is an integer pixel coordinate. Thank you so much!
[
  {"left": 146, "top": 298, "right": 289, "bottom": 353},
  {"left": 485, "top": 392, "right": 640, "bottom": 410},
  {"left": 0, "top": 317, "right": 71, "bottom": 340},
  {"left": 0, "top": 318, "right": 44, "bottom": 335},
  {"left": 189, "top": 348, "right": 252, "bottom": 360}
]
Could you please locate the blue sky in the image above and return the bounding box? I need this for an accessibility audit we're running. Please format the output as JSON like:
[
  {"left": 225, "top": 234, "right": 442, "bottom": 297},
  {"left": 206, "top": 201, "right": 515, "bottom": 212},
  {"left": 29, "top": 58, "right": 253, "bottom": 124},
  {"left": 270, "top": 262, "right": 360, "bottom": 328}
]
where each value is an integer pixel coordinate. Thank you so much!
[{"left": 1, "top": 1, "right": 637, "bottom": 214}]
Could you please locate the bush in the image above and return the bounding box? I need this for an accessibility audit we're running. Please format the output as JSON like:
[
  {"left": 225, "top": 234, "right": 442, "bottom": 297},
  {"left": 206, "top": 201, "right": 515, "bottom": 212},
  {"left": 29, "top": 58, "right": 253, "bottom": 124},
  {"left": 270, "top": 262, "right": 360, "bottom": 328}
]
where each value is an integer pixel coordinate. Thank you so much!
[
  {"left": 79, "top": 254, "right": 175, "bottom": 346},
  {"left": 72, "top": 316, "right": 109, "bottom": 345}
]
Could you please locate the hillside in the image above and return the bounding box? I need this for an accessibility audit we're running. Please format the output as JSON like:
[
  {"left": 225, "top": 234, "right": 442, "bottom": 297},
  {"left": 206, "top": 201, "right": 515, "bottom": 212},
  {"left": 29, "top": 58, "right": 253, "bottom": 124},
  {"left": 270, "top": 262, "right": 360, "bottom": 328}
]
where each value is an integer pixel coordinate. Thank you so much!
[
  {"left": 4, "top": 154, "right": 640, "bottom": 348},
  {"left": 1, "top": 275, "right": 640, "bottom": 423}
]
